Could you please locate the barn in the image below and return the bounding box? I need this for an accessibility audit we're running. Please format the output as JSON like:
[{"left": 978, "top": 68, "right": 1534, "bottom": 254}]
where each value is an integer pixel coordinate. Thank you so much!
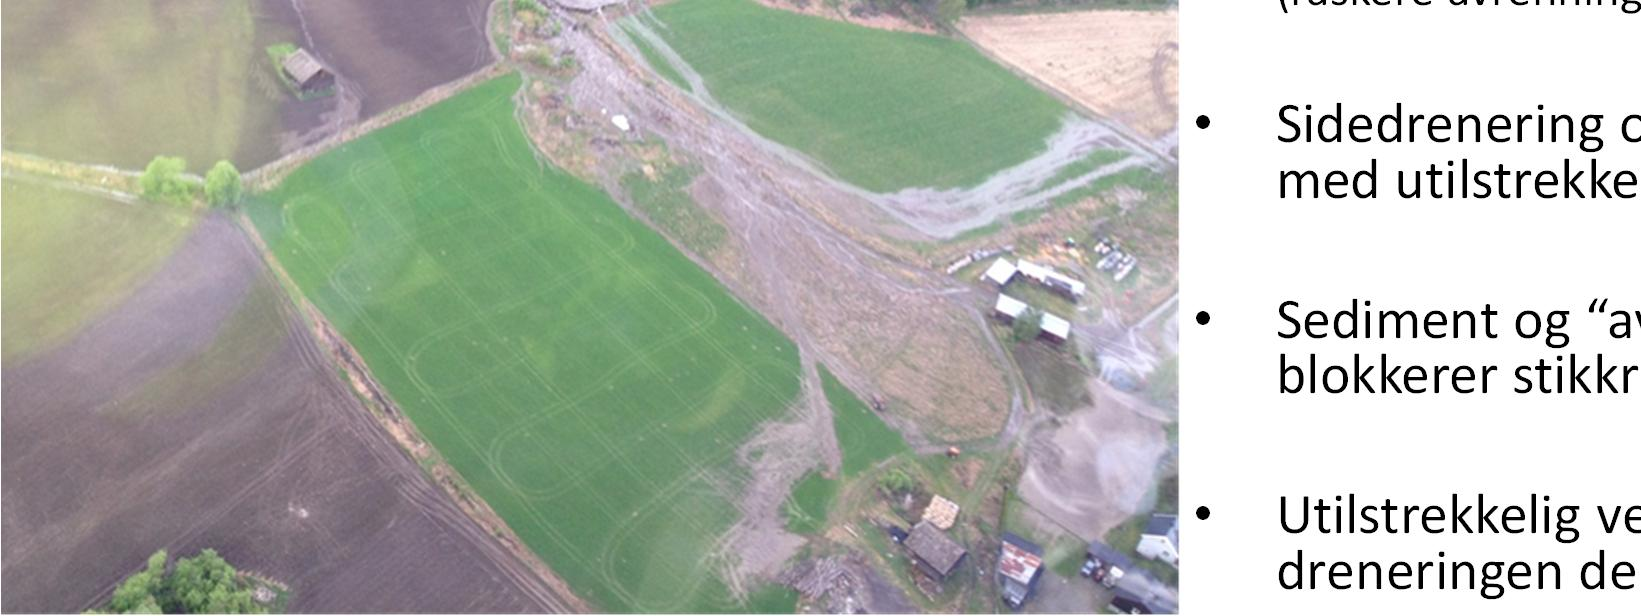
[
  {"left": 281, "top": 48, "right": 333, "bottom": 93},
  {"left": 904, "top": 521, "right": 966, "bottom": 581}
]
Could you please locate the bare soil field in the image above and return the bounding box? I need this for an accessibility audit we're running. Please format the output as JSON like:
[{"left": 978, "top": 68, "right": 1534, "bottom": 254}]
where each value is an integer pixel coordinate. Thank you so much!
[
  {"left": 2, "top": 0, "right": 493, "bottom": 171},
  {"left": 1017, "top": 381, "right": 1170, "bottom": 540},
  {"left": 960, "top": 10, "right": 1179, "bottom": 140},
  {"left": 1, "top": 209, "right": 570, "bottom": 613},
  {"left": 286, "top": 0, "right": 494, "bottom": 119}
]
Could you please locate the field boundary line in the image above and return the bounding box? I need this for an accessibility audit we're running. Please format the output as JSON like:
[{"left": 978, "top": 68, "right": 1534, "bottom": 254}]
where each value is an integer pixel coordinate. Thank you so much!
[
  {"left": 242, "top": 63, "right": 510, "bottom": 191},
  {"left": 230, "top": 210, "right": 590, "bottom": 613}
]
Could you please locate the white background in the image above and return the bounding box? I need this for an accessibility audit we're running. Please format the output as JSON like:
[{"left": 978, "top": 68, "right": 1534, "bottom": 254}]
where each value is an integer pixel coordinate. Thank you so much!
[{"left": 1181, "top": 1, "right": 1641, "bottom": 613}]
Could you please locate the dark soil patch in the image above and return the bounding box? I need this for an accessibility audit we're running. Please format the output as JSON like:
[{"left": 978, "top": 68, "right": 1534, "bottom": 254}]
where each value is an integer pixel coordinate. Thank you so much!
[
  {"left": 1, "top": 213, "right": 570, "bottom": 613},
  {"left": 1, "top": 0, "right": 494, "bottom": 171},
  {"left": 288, "top": 0, "right": 494, "bottom": 119}
]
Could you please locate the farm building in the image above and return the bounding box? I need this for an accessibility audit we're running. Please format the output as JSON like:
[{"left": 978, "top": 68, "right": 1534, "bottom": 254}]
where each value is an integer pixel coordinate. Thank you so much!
[
  {"left": 1016, "top": 259, "right": 1050, "bottom": 283},
  {"left": 922, "top": 494, "right": 960, "bottom": 530},
  {"left": 1039, "top": 313, "right": 1071, "bottom": 343},
  {"left": 281, "top": 48, "right": 333, "bottom": 92},
  {"left": 997, "top": 533, "right": 1044, "bottom": 609},
  {"left": 1016, "top": 259, "right": 1086, "bottom": 298},
  {"left": 1043, "top": 270, "right": 1086, "bottom": 298},
  {"left": 983, "top": 258, "right": 1017, "bottom": 286},
  {"left": 1083, "top": 541, "right": 1133, "bottom": 588},
  {"left": 1136, "top": 514, "right": 1179, "bottom": 566},
  {"left": 993, "top": 294, "right": 1028, "bottom": 324},
  {"left": 905, "top": 521, "right": 966, "bottom": 581}
]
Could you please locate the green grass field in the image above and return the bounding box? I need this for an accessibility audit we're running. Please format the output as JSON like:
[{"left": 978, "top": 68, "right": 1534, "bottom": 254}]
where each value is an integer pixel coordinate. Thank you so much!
[
  {"left": 782, "top": 470, "right": 837, "bottom": 534},
  {"left": 249, "top": 73, "right": 802, "bottom": 612},
  {"left": 1, "top": 180, "right": 195, "bottom": 363},
  {"left": 819, "top": 365, "right": 910, "bottom": 476},
  {"left": 1, "top": 0, "right": 291, "bottom": 169},
  {"left": 644, "top": 0, "right": 1067, "bottom": 192}
]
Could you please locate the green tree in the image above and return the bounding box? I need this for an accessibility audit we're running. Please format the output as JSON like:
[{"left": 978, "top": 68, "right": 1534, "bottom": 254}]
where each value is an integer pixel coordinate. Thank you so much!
[
  {"left": 204, "top": 161, "right": 242, "bottom": 207},
  {"left": 877, "top": 467, "right": 917, "bottom": 494},
  {"left": 102, "top": 549, "right": 266, "bottom": 614},
  {"left": 165, "top": 549, "right": 261, "bottom": 614},
  {"left": 1010, "top": 308, "right": 1043, "bottom": 343},
  {"left": 108, "top": 550, "right": 167, "bottom": 613},
  {"left": 139, "top": 156, "right": 193, "bottom": 205}
]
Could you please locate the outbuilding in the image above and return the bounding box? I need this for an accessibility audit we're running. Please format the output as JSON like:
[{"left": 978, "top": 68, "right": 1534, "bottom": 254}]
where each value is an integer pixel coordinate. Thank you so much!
[
  {"left": 280, "top": 48, "right": 332, "bottom": 92},
  {"left": 983, "top": 258, "right": 1017, "bottom": 287},
  {"left": 994, "top": 294, "right": 1028, "bottom": 324},
  {"left": 1039, "top": 313, "right": 1072, "bottom": 343},
  {"left": 997, "top": 533, "right": 1045, "bottom": 609},
  {"left": 904, "top": 521, "right": 966, "bottom": 581},
  {"left": 1016, "top": 259, "right": 1085, "bottom": 298}
]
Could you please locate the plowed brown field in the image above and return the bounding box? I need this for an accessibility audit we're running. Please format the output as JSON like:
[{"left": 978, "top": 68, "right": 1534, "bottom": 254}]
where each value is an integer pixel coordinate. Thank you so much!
[{"left": 960, "top": 10, "right": 1178, "bottom": 139}]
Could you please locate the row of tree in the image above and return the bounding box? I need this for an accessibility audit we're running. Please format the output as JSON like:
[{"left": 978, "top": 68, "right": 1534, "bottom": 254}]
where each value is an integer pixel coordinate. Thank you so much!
[
  {"left": 97, "top": 549, "right": 266, "bottom": 614},
  {"left": 139, "top": 157, "right": 243, "bottom": 208}
]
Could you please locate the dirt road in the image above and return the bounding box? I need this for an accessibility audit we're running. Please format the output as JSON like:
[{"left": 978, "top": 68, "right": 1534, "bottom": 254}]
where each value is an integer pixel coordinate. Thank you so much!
[{"left": 617, "top": 11, "right": 1167, "bottom": 239}]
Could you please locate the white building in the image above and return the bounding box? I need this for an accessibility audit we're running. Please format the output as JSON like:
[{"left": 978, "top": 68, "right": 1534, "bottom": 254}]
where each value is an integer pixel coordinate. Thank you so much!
[
  {"left": 1015, "top": 259, "right": 1085, "bottom": 298},
  {"left": 1016, "top": 259, "right": 1051, "bottom": 283},
  {"left": 1039, "top": 313, "right": 1072, "bottom": 343},
  {"left": 994, "top": 294, "right": 1028, "bottom": 323},
  {"left": 982, "top": 258, "right": 1017, "bottom": 287},
  {"left": 1135, "top": 514, "right": 1179, "bottom": 567}
]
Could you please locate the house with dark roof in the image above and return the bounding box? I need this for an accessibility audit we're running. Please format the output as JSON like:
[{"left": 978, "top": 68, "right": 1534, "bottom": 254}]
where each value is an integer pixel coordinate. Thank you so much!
[
  {"left": 996, "top": 533, "right": 1044, "bottom": 609},
  {"left": 1136, "top": 514, "right": 1179, "bottom": 567},
  {"left": 904, "top": 520, "right": 966, "bottom": 581}
]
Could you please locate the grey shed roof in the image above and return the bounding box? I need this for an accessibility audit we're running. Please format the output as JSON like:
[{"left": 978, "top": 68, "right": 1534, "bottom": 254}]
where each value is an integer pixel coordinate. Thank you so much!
[
  {"left": 282, "top": 49, "right": 326, "bottom": 85},
  {"left": 905, "top": 521, "right": 966, "bottom": 577}
]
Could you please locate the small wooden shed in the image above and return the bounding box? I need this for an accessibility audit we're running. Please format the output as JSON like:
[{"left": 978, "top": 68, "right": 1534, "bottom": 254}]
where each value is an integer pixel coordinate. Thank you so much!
[{"left": 281, "top": 48, "right": 333, "bottom": 92}]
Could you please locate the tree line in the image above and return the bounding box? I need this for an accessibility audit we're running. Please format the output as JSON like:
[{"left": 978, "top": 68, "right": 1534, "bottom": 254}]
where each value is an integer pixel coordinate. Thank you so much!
[
  {"left": 139, "top": 156, "right": 242, "bottom": 208},
  {"left": 93, "top": 549, "right": 269, "bottom": 614}
]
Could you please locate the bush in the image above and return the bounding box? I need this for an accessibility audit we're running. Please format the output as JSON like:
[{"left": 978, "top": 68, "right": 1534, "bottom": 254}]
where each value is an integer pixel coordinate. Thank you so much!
[
  {"left": 1010, "top": 308, "right": 1043, "bottom": 343},
  {"left": 204, "top": 160, "right": 243, "bottom": 207},
  {"left": 139, "top": 156, "right": 194, "bottom": 205},
  {"left": 878, "top": 467, "right": 917, "bottom": 494}
]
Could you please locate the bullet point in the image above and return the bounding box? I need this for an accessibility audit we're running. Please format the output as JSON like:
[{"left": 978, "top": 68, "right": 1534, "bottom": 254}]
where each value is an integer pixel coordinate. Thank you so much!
[
  {"left": 1196, "top": 506, "right": 1211, "bottom": 520},
  {"left": 1195, "top": 311, "right": 1210, "bottom": 325},
  {"left": 1195, "top": 115, "right": 1211, "bottom": 129}
]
